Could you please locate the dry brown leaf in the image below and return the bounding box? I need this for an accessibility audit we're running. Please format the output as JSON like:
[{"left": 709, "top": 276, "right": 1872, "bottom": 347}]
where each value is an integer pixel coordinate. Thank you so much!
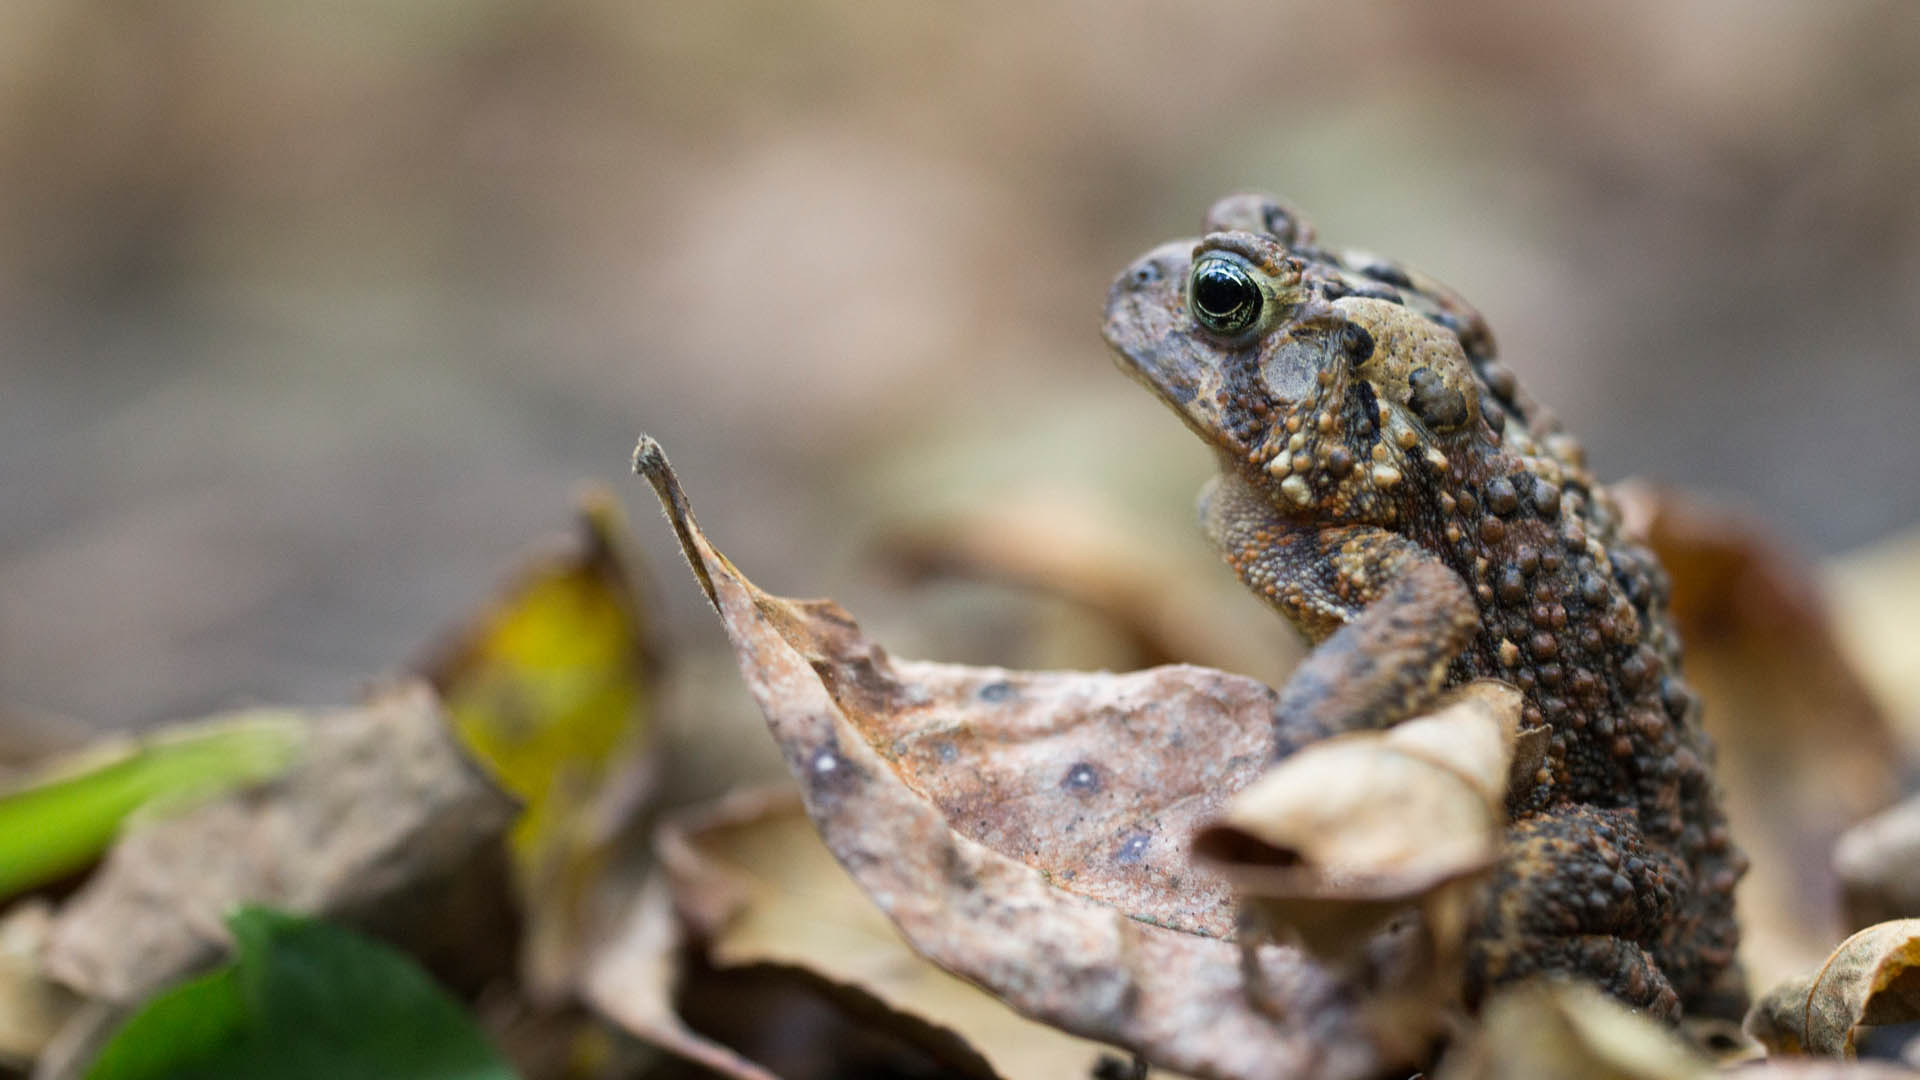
[
  {"left": 1441, "top": 980, "right": 1711, "bottom": 1080},
  {"left": 1617, "top": 484, "right": 1902, "bottom": 987},
  {"left": 1745, "top": 919, "right": 1920, "bottom": 1057},
  {"left": 1194, "top": 682, "right": 1520, "bottom": 983},
  {"left": 1836, "top": 795, "right": 1920, "bottom": 931},
  {"left": 632, "top": 436, "right": 1407, "bottom": 1080},
  {"left": 589, "top": 786, "right": 1183, "bottom": 1080},
  {"left": 41, "top": 681, "right": 519, "bottom": 1006},
  {"left": 582, "top": 873, "right": 782, "bottom": 1080}
]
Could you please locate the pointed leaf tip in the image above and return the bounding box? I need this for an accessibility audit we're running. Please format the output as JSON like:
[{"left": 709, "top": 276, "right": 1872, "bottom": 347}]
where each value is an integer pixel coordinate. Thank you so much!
[{"left": 630, "top": 436, "right": 719, "bottom": 611}]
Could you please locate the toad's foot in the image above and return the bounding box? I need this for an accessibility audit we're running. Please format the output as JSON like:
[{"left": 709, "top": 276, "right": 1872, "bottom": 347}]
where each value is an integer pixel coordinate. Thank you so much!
[{"left": 1467, "top": 804, "right": 1683, "bottom": 1020}]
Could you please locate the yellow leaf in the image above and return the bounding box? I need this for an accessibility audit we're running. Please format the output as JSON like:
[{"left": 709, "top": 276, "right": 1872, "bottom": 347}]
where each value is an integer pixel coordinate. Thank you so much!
[{"left": 421, "top": 489, "right": 658, "bottom": 997}]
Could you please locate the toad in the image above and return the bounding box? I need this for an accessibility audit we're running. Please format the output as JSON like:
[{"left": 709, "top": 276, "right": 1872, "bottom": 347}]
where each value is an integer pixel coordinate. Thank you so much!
[{"left": 1103, "top": 194, "right": 1744, "bottom": 1019}]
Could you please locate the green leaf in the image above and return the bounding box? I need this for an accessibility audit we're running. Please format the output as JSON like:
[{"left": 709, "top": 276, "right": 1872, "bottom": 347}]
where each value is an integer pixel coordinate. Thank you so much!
[
  {"left": 0, "top": 713, "right": 305, "bottom": 900},
  {"left": 85, "top": 906, "right": 520, "bottom": 1080}
]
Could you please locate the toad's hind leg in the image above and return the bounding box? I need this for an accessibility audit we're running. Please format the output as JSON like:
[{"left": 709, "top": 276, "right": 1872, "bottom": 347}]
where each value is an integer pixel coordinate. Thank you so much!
[
  {"left": 1199, "top": 472, "right": 1479, "bottom": 757},
  {"left": 1467, "top": 804, "right": 1684, "bottom": 1019}
]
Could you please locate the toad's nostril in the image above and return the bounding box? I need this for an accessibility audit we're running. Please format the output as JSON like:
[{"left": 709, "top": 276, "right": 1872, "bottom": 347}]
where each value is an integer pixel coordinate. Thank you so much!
[{"left": 1129, "top": 262, "right": 1162, "bottom": 287}]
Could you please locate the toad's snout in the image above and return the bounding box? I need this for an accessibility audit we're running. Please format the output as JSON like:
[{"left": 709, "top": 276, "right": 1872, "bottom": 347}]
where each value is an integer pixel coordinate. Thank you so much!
[{"left": 1103, "top": 241, "right": 1236, "bottom": 444}]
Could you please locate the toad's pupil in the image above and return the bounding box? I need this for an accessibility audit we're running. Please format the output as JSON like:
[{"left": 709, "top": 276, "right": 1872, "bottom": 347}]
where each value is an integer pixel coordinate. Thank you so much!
[{"left": 1190, "top": 259, "right": 1261, "bottom": 334}]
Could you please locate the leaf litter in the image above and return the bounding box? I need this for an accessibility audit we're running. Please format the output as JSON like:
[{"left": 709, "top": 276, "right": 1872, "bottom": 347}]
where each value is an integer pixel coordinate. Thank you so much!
[
  {"left": 617, "top": 438, "right": 1920, "bottom": 1079},
  {"left": 6, "top": 433, "right": 1920, "bottom": 1079},
  {"left": 586, "top": 785, "right": 1188, "bottom": 1080},
  {"left": 630, "top": 435, "right": 1503, "bottom": 1080},
  {"left": 41, "top": 682, "right": 520, "bottom": 1009}
]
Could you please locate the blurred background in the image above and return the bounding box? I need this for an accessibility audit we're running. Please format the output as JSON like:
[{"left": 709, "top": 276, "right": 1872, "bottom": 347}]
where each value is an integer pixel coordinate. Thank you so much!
[{"left": 3, "top": 0, "right": 1918, "bottom": 734}]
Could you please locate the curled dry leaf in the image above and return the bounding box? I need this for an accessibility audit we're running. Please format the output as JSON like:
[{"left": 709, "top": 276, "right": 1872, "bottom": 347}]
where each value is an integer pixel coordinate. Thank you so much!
[
  {"left": 581, "top": 874, "right": 779, "bottom": 1080},
  {"left": 41, "top": 682, "right": 519, "bottom": 1007},
  {"left": 589, "top": 786, "right": 1173, "bottom": 1080},
  {"left": 1745, "top": 919, "right": 1920, "bottom": 1058},
  {"left": 1616, "top": 484, "right": 1901, "bottom": 986},
  {"left": 632, "top": 437, "right": 1404, "bottom": 1080},
  {"left": 1194, "top": 682, "right": 1521, "bottom": 967},
  {"left": 1440, "top": 979, "right": 1710, "bottom": 1080},
  {"left": 1835, "top": 795, "right": 1920, "bottom": 931}
]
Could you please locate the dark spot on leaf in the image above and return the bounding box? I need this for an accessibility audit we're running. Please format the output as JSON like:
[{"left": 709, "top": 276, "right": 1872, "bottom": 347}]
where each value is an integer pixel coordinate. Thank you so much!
[
  {"left": 937, "top": 839, "right": 980, "bottom": 892},
  {"left": 803, "top": 740, "right": 864, "bottom": 800},
  {"left": 977, "top": 680, "right": 1015, "bottom": 703},
  {"left": 1062, "top": 762, "right": 1102, "bottom": 794}
]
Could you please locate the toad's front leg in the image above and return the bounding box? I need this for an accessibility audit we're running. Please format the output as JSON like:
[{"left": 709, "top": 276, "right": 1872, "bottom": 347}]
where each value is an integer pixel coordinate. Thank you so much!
[{"left": 1199, "top": 471, "right": 1479, "bottom": 758}]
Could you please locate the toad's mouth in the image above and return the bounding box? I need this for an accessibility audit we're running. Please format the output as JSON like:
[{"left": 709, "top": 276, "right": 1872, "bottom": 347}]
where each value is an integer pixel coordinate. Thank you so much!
[
  {"left": 1105, "top": 288, "right": 1337, "bottom": 473},
  {"left": 1105, "top": 309, "right": 1232, "bottom": 447},
  {"left": 1102, "top": 242, "right": 1243, "bottom": 453},
  {"left": 1107, "top": 295, "right": 1376, "bottom": 513}
]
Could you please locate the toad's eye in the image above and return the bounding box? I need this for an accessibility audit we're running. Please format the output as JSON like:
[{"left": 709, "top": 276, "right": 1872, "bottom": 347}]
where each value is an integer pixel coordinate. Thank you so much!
[{"left": 1188, "top": 255, "right": 1264, "bottom": 336}]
